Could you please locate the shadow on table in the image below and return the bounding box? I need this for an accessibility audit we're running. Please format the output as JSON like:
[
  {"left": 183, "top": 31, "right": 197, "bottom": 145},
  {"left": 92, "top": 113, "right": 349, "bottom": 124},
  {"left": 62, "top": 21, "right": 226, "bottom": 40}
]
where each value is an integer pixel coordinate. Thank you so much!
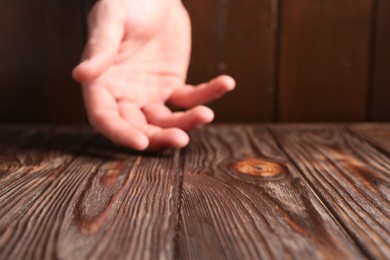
[{"left": 0, "top": 126, "right": 170, "bottom": 164}]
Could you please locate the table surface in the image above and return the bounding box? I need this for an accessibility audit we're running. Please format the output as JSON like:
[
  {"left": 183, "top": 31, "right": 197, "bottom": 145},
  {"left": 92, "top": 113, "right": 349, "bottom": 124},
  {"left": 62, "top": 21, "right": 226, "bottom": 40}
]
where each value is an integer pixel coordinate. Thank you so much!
[{"left": 0, "top": 124, "right": 389, "bottom": 259}]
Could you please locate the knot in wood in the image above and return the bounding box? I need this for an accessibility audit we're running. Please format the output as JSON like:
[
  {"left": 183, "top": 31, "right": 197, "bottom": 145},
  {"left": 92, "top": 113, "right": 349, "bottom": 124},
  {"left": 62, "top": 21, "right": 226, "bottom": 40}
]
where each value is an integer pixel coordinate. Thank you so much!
[{"left": 233, "top": 158, "right": 283, "bottom": 177}]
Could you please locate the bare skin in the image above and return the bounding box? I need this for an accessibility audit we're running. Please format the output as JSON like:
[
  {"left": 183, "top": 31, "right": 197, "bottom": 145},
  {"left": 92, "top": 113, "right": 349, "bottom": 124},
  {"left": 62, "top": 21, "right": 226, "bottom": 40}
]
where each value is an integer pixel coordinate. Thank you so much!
[{"left": 73, "top": 0, "right": 235, "bottom": 151}]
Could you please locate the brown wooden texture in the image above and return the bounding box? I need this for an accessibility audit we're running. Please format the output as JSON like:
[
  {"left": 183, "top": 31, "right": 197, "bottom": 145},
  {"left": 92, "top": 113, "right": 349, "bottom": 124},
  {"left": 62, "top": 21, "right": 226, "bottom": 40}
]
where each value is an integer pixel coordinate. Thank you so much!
[
  {"left": 177, "top": 126, "right": 363, "bottom": 259},
  {"left": 351, "top": 124, "right": 390, "bottom": 153},
  {"left": 0, "top": 0, "right": 85, "bottom": 123},
  {"left": 184, "top": 0, "right": 278, "bottom": 122},
  {"left": 1, "top": 0, "right": 390, "bottom": 124},
  {"left": 371, "top": 0, "right": 390, "bottom": 121},
  {"left": 271, "top": 125, "right": 390, "bottom": 259},
  {"left": 0, "top": 127, "right": 180, "bottom": 259},
  {"left": 0, "top": 125, "right": 389, "bottom": 259},
  {"left": 278, "top": 0, "right": 373, "bottom": 122}
]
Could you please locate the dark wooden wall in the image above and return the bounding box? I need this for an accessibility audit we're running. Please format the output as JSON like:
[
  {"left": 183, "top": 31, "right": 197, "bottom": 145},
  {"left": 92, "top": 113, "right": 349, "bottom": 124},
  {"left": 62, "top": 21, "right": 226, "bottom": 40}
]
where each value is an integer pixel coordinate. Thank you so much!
[
  {"left": 0, "top": 0, "right": 388, "bottom": 124},
  {"left": 372, "top": 0, "right": 390, "bottom": 121},
  {"left": 0, "top": 0, "right": 85, "bottom": 124}
]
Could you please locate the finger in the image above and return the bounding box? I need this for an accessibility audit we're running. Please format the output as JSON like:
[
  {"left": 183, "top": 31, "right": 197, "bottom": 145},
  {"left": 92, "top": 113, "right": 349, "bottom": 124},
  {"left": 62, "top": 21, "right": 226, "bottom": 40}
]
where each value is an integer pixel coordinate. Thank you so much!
[
  {"left": 73, "top": 1, "right": 125, "bottom": 83},
  {"left": 169, "top": 75, "right": 236, "bottom": 108},
  {"left": 118, "top": 101, "right": 189, "bottom": 150},
  {"left": 147, "top": 128, "right": 189, "bottom": 151},
  {"left": 83, "top": 85, "right": 149, "bottom": 150},
  {"left": 142, "top": 103, "right": 214, "bottom": 131}
]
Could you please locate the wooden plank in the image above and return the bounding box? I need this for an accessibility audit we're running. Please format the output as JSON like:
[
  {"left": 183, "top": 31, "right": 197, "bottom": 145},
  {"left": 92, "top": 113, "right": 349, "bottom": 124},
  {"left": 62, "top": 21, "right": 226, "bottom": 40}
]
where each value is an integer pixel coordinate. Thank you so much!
[
  {"left": 177, "top": 125, "right": 364, "bottom": 259},
  {"left": 183, "top": 0, "right": 278, "bottom": 122},
  {"left": 0, "top": 129, "right": 180, "bottom": 259},
  {"left": 0, "top": 127, "right": 93, "bottom": 248},
  {"left": 0, "top": 0, "right": 85, "bottom": 123},
  {"left": 371, "top": 0, "right": 390, "bottom": 121},
  {"left": 271, "top": 125, "right": 390, "bottom": 259},
  {"left": 278, "top": 0, "right": 373, "bottom": 122},
  {"left": 350, "top": 124, "right": 390, "bottom": 153}
]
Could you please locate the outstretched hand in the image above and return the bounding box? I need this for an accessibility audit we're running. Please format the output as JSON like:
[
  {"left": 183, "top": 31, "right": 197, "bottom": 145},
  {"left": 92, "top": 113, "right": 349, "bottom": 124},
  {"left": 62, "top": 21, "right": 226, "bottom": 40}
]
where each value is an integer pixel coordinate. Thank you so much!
[{"left": 73, "top": 0, "right": 235, "bottom": 151}]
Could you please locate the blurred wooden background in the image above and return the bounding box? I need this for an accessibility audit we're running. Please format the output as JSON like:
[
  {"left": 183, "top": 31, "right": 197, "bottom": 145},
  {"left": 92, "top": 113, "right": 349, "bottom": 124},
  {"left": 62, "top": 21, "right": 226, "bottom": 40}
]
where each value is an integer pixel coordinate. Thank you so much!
[{"left": 0, "top": 0, "right": 389, "bottom": 124}]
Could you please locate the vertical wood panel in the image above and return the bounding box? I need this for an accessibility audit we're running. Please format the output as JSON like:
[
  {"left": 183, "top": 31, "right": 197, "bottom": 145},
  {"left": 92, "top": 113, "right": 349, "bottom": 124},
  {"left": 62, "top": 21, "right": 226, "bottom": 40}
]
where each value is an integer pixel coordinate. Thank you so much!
[
  {"left": 184, "top": 0, "right": 278, "bottom": 122},
  {"left": 371, "top": 0, "right": 390, "bottom": 121},
  {"left": 279, "top": 0, "right": 373, "bottom": 122},
  {"left": 0, "top": 0, "right": 85, "bottom": 123}
]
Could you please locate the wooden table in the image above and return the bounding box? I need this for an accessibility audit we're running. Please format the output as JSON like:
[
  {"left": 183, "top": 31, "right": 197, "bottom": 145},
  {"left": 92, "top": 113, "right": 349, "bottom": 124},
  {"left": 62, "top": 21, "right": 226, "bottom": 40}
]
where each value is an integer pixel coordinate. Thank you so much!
[{"left": 0, "top": 124, "right": 389, "bottom": 259}]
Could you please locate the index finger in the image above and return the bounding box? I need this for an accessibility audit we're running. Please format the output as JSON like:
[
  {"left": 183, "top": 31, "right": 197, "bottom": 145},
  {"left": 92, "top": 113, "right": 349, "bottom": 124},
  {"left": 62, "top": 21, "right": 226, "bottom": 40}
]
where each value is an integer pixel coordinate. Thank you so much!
[{"left": 169, "top": 75, "right": 235, "bottom": 108}]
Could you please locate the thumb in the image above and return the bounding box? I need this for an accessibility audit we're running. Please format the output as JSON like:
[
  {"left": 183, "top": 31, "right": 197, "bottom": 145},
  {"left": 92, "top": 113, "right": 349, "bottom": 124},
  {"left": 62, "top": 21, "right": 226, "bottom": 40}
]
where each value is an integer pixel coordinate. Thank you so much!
[{"left": 73, "top": 1, "right": 124, "bottom": 83}]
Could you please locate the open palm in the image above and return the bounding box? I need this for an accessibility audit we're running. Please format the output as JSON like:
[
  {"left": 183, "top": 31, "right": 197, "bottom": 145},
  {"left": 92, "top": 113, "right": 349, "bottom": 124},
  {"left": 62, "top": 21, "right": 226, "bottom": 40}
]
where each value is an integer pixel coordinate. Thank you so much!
[{"left": 73, "top": 0, "right": 235, "bottom": 151}]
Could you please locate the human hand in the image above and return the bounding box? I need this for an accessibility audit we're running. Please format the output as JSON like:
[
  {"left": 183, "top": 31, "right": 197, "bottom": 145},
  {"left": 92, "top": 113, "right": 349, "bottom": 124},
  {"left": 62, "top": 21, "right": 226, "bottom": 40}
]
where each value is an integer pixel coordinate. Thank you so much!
[{"left": 73, "top": 0, "right": 235, "bottom": 151}]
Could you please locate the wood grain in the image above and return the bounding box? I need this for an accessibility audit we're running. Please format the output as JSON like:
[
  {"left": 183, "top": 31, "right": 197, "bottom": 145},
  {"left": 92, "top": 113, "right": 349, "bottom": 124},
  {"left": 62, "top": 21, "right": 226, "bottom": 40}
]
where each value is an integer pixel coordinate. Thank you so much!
[
  {"left": 177, "top": 126, "right": 364, "bottom": 259},
  {"left": 0, "top": 129, "right": 180, "bottom": 259},
  {"left": 1, "top": 125, "right": 388, "bottom": 259},
  {"left": 371, "top": 0, "right": 390, "bottom": 121},
  {"left": 270, "top": 125, "right": 390, "bottom": 259},
  {"left": 350, "top": 124, "right": 390, "bottom": 153},
  {"left": 183, "top": 0, "right": 278, "bottom": 122},
  {"left": 278, "top": 0, "right": 373, "bottom": 122}
]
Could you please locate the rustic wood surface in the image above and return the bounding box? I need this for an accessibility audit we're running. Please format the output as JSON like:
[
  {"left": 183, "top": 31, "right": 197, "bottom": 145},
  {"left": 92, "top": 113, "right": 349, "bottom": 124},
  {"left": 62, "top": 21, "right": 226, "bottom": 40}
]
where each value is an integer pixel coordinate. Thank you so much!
[
  {"left": 0, "top": 124, "right": 389, "bottom": 259},
  {"left": 271, "top": 125, "right": 390, "bottom": 259}
]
